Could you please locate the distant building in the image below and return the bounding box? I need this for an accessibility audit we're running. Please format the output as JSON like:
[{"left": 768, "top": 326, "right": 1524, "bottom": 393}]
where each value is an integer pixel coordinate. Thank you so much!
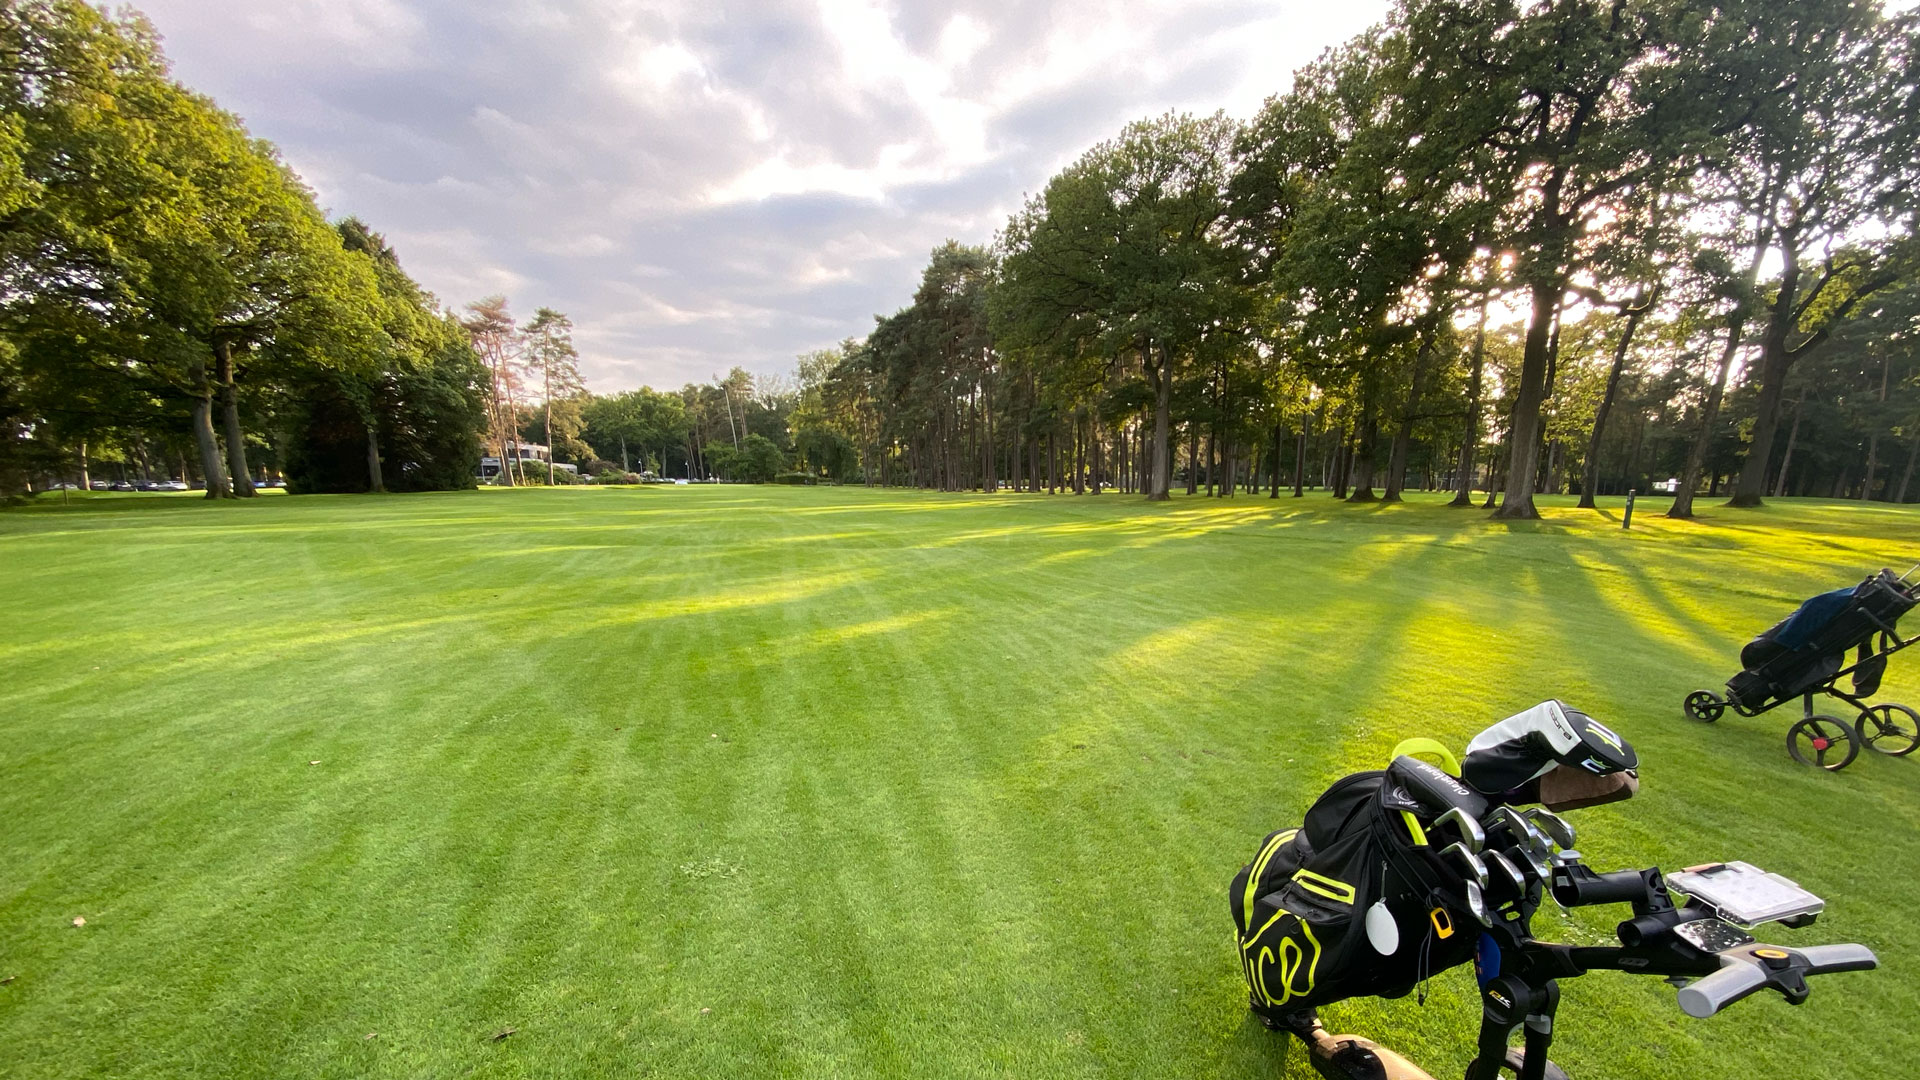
[{"left": 480, "top": 444, "right": 562, "bottom": 479}]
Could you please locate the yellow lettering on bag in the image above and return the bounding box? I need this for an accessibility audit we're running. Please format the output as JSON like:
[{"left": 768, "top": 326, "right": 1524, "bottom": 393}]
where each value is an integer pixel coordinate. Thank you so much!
[{"left": 1241, "top": 910, "right": 1321, "bottom": 1007}]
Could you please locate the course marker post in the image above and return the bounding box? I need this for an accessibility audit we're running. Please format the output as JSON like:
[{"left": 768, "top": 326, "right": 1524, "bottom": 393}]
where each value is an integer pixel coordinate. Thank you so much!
[{"left": 1623, "top": 490, "right": 1635, "bottom": 529}]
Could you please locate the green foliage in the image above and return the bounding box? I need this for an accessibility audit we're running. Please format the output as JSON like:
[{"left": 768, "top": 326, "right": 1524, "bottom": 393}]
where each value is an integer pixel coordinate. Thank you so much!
[
  {"left": 0, "top": 3, "right": 475, "bottom": 498},
  {"left": 581, "top": 386, "right": 690, "bottom": 470},
  {"left": 277, "top": 225, "right": 485, "bottom": 494},
  {"left": 705, "top": 432, "right": 786, "bottom": 483}
]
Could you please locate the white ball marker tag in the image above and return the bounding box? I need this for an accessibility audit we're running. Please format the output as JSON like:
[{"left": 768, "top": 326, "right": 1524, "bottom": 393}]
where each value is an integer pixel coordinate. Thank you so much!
[{"left": 1366, "top": 900, "right": 1399, "bottom": 955}]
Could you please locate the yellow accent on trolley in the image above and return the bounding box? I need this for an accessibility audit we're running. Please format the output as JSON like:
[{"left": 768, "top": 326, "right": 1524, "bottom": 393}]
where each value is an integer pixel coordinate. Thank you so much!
[{"left": 1430, "top": 907, "right": 1454, "bottom": 939}]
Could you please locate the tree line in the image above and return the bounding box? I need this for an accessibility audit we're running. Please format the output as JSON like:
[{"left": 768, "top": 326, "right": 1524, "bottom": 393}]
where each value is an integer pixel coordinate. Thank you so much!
[
  {"left": 0, "top": 2, "right": 507, "bottom": 497},
  {"left": 0, "top": 2, "right": 875, "bottom": 498},
  {"left": 788, "top": 0, "right": 1920, "bottom": 516},
  {"left": 6, "top": 0, "right": 1918, "bottom": 511}
]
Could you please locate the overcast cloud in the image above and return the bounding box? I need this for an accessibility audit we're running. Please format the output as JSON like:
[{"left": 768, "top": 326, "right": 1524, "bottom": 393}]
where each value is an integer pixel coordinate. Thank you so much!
[{"left": 137, "top": 0, "right": 1388, "bottom": 391}]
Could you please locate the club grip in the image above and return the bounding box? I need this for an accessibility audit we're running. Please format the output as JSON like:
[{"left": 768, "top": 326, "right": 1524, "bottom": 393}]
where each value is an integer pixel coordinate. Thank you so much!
[{"left": 1677, "top": 960, "right": 1768, "bottom": 1018}]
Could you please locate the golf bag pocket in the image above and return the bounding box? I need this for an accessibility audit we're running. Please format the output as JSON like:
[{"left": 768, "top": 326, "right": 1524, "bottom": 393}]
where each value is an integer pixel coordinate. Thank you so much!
[
  {"left": 1231, "top": 768, "right": 1501, "bottom": 1015},
  {"left": 1725, "top": 669, "right": 1772, "bottom": 708},
  {"left": 1853, "top": 646, "right": 1887, "bottom": 696},
  {"left": 1237, "top": 871, "right": 1361, "bottom": 1012},
  {"left": 1234, "top": 825, "right": 1392, "bottom": 1012}
]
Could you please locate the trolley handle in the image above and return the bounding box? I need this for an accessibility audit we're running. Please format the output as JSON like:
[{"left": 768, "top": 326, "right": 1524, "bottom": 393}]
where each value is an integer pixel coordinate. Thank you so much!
[{"left": 1676, "top": 943, "right": 1877, "bottom": 1018}]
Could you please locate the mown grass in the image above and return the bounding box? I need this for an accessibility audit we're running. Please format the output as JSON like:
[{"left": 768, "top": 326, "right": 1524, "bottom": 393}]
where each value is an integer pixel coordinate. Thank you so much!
[{"left": 1, "top": 486, "right": 1915, "bottom": 1080}]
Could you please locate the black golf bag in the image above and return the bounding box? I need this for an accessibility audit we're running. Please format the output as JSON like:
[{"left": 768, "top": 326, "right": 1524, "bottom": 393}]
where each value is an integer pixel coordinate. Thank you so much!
[
  {"left": 1230, "top": 757, "right": 1496, "bottom": 1016},
  {"left": 1727, "top": 570, "right": 1918, "bottom": 709},
  {"left": 1231, "top": 702, "right": 1637, "bottom": 1019}
]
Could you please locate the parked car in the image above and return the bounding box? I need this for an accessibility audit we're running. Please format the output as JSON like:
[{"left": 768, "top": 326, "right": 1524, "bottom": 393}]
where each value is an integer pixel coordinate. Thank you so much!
[
  {"left": 153, "top": 480, "right": 189, "bottom": 492},
  {"left": 89, "top": 480, "right": 110, "bottom": 490},
  {"left": 110, "top": 481, "right": 136, "bottom": 492}
]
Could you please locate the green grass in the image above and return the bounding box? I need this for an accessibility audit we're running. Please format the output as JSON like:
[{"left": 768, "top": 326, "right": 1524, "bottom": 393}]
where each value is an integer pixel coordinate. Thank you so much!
[{"left": 2, "top": 486, "right": 1916, "bottom": 1080}]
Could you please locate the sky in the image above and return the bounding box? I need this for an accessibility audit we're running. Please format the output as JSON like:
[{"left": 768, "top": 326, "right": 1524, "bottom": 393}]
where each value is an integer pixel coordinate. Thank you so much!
[{"left": 137, "top": 0, "right": 1391, "bottom": 392}]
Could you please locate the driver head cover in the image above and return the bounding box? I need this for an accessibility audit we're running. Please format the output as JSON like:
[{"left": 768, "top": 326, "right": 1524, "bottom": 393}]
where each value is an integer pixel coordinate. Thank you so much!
[{"left": 1461, "top": 700, "right": 1638, "bottom": 798}]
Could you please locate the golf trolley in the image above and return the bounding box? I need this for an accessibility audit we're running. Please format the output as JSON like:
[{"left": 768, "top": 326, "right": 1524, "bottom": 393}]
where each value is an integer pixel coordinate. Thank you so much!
[
  {"left": 1683, "top": 566, "right": 1920, "bottom": 770},
  {"left": 1281, "top": 809, "right": 1875, "bottom": 1080},
  {"left": 1232, "top": 703, "right": 1878, "bottom": 1080}
]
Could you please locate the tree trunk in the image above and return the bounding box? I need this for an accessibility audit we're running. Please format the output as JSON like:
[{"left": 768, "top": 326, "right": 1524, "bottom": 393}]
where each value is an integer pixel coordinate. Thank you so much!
[
  {"left": 1270, "top": 424, "right": 1283, "bottom": 499},
  {"left": 544, "top": 361, "right": 556, "bottom": 485},
  {"left": 1493, "top": 283, "right": 1559, "bottom": 518},
  {"left": 1384, "top": 337, "right": 1434, "bottom": 503},
  {"left": 1331, "top": 428, "right": 1350, "bottom": 499},
  {"left": 1449, "top": 307, "right": 1483, "bottom": 509},
  {"left": 188, "top": 360, "right": 231, "bottom": 499},
  {"left": 1147, "top": 347, "right": 1172, "bottom": 500},
  {"left": 1482, "top": 425, "right": 1504, "bottom": 509},
  {"left": 1293, "top": 423, "right": 1307, "bottom": 497},
  {"left": 1071, "top": 414, "right": 1085, "bottom": 495},
  {"left": 78, "top": 440, "right": 89, "bottom": 491},
  {"left": 1185, "top": 422, "right": 1199, "bottom": 495},
  {"left": 1669, "top": 314, "right": 1747, "bottom": 520},
  {"left": 1862, "top": 353, "right": 1891, "bottom": 501},
  {"left": 214, "top": 341, "right": 255, "bottom": 497},
  {"left": 367, "top": 422, "right": 385, "bottom": 493},
  {"left": 1895, "top": 420, "right": 1919, "bottom": 504},
  {"left": 1089, "top": 406, "right": 1102, "bottom": 495},
  {"left": 1728, "top": 254, "right": 1802, "bottom": 507},
  {"left": 1773, "top": 391, "right": 1804, "bottom": 498},
  {"left": 1578, "top": 298, "right": 1648, "bottom": 508},
  {"left": 1348, "top": 386, "right": 1379, "bottom": 501}
]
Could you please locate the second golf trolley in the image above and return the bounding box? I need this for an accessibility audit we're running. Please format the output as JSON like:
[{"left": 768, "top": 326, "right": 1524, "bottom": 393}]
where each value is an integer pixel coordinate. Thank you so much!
[
  {"left": 1683, "top": 566, "right": 1920, "bottom": 770},
  {"left": 1232, "top": 702, "right": 1879, "bottom": 1080}
]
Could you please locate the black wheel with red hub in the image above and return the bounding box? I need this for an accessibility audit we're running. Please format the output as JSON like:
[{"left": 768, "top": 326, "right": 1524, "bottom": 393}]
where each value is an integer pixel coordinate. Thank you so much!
[{"left": 1786, "top": 715, "right": 1860, "bottom": 771}]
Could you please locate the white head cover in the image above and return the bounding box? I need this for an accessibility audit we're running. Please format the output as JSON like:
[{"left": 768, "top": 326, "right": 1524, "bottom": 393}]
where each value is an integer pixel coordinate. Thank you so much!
[{"left": 1462, "top": 700, "right": 1637, "bottom": 794}]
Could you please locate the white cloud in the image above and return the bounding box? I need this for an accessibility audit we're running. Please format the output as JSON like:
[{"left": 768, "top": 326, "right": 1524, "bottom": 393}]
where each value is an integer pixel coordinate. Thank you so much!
[{"left": 136, "top": 0, "right": 1392, "bottom": 391}]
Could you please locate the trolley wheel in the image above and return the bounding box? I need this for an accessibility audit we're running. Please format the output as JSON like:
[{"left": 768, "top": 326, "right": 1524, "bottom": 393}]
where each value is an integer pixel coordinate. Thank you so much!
[
  {"left": 1466, "top": 1048, "right": 1570, "bottom": 1080},
  {"left": 1786, "top": 715, "right": 1860, "bottom": 771},
  {"left": 1856, "top": 703, "right": 1920, "bottom": 757},
  {"left": 1684, "top": 689, "right": 1726, "bottom": 723}
]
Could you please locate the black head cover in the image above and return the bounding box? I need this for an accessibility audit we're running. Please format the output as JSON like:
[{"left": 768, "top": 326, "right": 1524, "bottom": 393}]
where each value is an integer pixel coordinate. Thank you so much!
[
  {"left": 1385, "top": 755, "right": 1489, "bottom": 821},
  {"left": 1461, "top": 700, "right": 1638, "bottom": 796}
]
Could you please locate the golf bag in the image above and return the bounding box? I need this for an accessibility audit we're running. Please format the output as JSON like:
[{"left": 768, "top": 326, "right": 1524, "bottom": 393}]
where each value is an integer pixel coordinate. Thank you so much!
[
  {"left": 1726, "top": 570, "right": 1917, "bottom": 709},
  {"left": 1230, "top": 757, "right": 1492, "bottom": 1015},
  {"left": 1231, "top": 702, "right": 1637, "bottom": 1019}
]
